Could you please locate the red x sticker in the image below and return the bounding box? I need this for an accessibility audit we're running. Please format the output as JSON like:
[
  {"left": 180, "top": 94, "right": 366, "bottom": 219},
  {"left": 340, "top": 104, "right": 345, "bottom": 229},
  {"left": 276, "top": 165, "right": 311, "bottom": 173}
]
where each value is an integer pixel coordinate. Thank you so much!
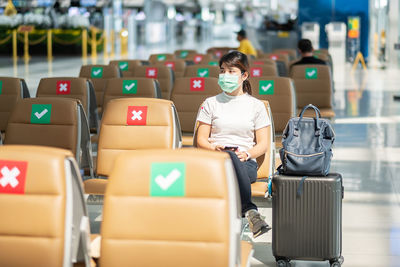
[
  {"left": 215, "top": 51, "right": 222, "bottom": 58},
  {"left": 190, "top": 78, "right": 205, "bottom": 91},
  {"left": 146, "top": 68, "right": 158, "bottom": 78},
  {"left": 251, "top": 67, "right": 263, "bottom": 77},
  {"left": 127, "top": 106, "right": 148, "bottom": 125},
  {"left": 164, "top": 61, "right": 175, "bottom": 70},
  {"left": 56, "top": 80, "right": 71, "bottom": 95},
  {"left": 269, "top": 54, "right": 278, "bottom": 60},
  {"left": 0, "top": 160, "right": 28, "bottom": 195},
  {"left": 194, "top": 55, "right": 203, "bottom": 63}
]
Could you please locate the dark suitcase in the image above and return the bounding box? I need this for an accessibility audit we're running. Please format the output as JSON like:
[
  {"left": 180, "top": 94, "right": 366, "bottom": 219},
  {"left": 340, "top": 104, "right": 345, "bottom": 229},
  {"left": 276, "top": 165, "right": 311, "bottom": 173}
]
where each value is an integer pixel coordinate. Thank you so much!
[{"left": 272, "top": 173, "right": 344, "bottom": 267}]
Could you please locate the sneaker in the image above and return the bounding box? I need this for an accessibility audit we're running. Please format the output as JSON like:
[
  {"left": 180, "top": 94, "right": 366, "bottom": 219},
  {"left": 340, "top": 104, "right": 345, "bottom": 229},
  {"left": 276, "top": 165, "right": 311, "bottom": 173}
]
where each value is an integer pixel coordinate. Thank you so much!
[{"left": 246, "top": 210, "right": 271, "bottom": 238}]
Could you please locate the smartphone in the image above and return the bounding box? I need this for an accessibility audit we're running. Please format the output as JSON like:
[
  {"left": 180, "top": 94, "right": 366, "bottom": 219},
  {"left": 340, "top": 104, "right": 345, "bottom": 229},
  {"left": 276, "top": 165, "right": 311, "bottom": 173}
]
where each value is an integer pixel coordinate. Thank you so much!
[{"left": 223, "top": 146, "right": 238, "bottom": 151}]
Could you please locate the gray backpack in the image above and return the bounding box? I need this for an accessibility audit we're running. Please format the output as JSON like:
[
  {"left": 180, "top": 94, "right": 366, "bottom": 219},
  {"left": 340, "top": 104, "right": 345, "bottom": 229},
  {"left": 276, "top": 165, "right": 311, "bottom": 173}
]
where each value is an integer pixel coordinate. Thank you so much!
[{"left": 279, "top": 104, "right": 335, "bottom": 176}]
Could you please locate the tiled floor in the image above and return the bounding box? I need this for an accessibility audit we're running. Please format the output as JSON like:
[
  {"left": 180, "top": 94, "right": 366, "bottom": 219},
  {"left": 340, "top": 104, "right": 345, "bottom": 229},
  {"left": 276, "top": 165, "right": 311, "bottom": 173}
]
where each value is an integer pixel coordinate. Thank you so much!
[{"left": 1, "top": 38, "right": 400, "bottom": 267}]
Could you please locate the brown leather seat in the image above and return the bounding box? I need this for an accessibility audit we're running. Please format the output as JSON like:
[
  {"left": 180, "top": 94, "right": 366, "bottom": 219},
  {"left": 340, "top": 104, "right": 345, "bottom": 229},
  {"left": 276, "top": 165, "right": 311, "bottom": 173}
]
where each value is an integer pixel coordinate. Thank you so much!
[
  {"left": 0, "top": 77, "right": 30, "bottom": 134},
  {"left": 174, "top": 49, "right": 198, "bottom": 59},
  {"left": 249, "top": 58, "right": 277, "bottom": 67},
  {"left": 4, "top": 98, "right": 93, "bottom": 174},
  {"left": 102, "top": 78, "right": 161, "bottom": 109},
  {"left": 290, "top": 64, "right": 335, "bottom": 118},
  {"left": 183, "top": 64, "right": 220, "bottom": 78},
  {"left": 249, "top": 64, "right": 278, "bottom": 77},
  {"left": 249, "top": 76, "right": 296, "bottom": 148},
  {"left": 0, "top": 145, "right": 91, "bottom": 266},
  {"left": 274, "top": 49, "right": 298, "bottom": 61},
  {"left": 185, "top": 53, "right": 214, "bottom": 64},
  {"left": 154, "top": 59, "right": 186, "bottom": 78},
  {"left": 131, "top": 65, "right": 174, "bottom": 100},
  {"left": 84, "top": 98, "right": 182, "bottom": 195},
  {"left": 170, "top": 77, "right": 220, "bottom": 146},
  {"left": 148, "top": 53, "right": 176, "bottom": 64},
  {"left": 99, "top": 148, "right": 243, "bottom": 267},
  {"left": 109, "top": 60, "right": 142, "bottom": 76},
  {"left": 37, "top": 77, "right": 99, "bottom": 133},
  {"left": 79, "top": 65, "right": 120, "bottom": 114}
]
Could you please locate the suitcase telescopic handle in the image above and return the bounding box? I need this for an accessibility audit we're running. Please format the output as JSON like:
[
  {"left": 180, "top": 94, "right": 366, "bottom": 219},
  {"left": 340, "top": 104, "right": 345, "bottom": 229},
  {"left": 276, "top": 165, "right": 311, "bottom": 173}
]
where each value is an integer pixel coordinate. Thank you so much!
[{"left": 295, "top": 104, "right": 322, "bottom": 136}]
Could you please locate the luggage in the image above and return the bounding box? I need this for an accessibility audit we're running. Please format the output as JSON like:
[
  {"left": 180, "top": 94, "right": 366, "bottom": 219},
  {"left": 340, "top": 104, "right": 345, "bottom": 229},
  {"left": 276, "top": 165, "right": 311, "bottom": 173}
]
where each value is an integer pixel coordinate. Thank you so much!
[
  {"left": 279, "top": 104, "right": 335, "bottom": 176},
  {"left": 272, "top": 173, "right": 344, "bottom": 267}
]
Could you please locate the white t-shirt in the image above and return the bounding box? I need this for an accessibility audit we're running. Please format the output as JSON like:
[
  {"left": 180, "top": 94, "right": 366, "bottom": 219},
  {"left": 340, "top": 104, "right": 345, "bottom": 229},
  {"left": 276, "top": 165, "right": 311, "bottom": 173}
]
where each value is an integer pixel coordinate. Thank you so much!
[{"left": 196, "top": 92, "right": 271, "bottom": 153}]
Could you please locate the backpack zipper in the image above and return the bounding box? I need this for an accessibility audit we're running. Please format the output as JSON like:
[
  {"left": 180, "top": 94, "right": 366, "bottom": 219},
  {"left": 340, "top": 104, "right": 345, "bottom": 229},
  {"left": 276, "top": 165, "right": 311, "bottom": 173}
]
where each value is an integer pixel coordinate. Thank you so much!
[{"left": 284, "top": 150, "right": 324, "bottom": 157}]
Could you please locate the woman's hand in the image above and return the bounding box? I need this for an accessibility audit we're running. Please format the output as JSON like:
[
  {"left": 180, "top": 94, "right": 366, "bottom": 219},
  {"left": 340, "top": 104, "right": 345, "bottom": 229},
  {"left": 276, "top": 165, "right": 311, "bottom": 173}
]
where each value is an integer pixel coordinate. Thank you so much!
[
  {"left": 214, "top": 145, "right": 225, "bottom": 151},
  {"left": 235, "top": 151, "right": 249, "bottom": 162}
]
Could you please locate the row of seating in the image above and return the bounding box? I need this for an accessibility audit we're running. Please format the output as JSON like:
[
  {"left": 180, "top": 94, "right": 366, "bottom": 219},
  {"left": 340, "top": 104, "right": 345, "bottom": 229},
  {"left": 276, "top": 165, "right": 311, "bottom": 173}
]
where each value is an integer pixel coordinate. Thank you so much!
[{"left": 0, "top": 145, "right": 253, "bottom": 266}]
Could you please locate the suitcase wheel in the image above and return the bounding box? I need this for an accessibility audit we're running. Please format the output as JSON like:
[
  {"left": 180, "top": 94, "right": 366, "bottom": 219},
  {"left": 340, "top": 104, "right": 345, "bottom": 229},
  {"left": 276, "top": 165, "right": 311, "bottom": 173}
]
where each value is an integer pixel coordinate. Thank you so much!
[
  {"left": 330, "top": 262, "right": 340, "bottom": 267},
  {"left": 276, "top": 259, "right": 291, "bottom": 267},
  {"left": 329, "top": 256, "right": 344, "bottom": 267}
]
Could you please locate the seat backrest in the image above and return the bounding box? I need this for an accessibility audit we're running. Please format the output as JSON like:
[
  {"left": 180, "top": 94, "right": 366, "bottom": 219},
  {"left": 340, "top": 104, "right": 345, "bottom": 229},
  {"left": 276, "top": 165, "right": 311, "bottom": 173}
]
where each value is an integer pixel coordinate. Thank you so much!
[
  {"left": 148, "top": 53, "right": 176, "bottom": 64},
  {"left": 97, "top": 98, "right": 182, "bottom": 176},
  {"left": 249, "top": 76, "right": 296, "bottom": 133},
  {"left": 249, "top": 64, "right": 278, "bottom": 77},
  {"left": 206, "top": 47, "right": 233, "bottom": 59},
  {"left": 78, "top": 65, "right": 120, "bottom": 110},
  {"left": 109, "top": 59, "right": 142, "bottom": 75},
  {"left": 0, "top": 145, "right": 91, "bottom": 267},
  {"left": 174, "top": 49, "right": 198, "bottom": 59},
  {"left": 199, "top": 59, "right": 220, "bottom": 66},
  {"left": 4, "top": 98, "right": 93, "bottom": 173},
  {"left": 155, "top": 59, "right": 186, "bottom": 78},
  {"left": 183, "top": 64, "right": 219, "bottom": 78},
  {"left": 261, "top": 53, "right": 289, "bottom": 76},
  {"left": 0, "top": 77, "right": 30, "bottom": 132},
  {"left": 186, "top": 53, "right": 214, "bottom": 64},
  {"left": 249, "top": 58, "right": 277, "bottom": 67},
  {"left": 171, "top": 77, "right": 220, "bottom": 133},
  {"left": 290, "top": 64, "right": 333, "bottom": 109},
  {"left": 132, "top": 65, "right": 174, "bottom": 100},
  {"left": 100, "top": 148, "right": 241, "bottom": 267},
  {"left": 103, "top": 78, "right": 161, "bottom": 108},
  {"left": 274, "top": 49, "right": 298, "bottom": 61}
]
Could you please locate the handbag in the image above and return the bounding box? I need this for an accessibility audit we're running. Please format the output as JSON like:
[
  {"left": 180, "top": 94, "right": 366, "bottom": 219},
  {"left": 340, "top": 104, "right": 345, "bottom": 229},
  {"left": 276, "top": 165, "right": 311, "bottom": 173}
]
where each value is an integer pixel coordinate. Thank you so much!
[{"left": 279, "top": 104, "right": 335, "bottom": 176}]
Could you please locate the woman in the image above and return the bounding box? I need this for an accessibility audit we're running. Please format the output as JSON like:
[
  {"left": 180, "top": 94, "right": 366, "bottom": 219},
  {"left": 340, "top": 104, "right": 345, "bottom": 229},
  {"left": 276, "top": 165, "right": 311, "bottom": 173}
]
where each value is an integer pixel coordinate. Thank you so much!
[{"left": 196, "top": 51, "right": 271, "bottom": 238}]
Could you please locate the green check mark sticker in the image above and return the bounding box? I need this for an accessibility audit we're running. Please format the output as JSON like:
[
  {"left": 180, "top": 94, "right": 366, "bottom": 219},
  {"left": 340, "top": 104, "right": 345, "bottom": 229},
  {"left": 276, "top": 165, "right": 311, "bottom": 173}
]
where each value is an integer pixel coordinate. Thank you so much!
[
  {"left": 119, "top": 61, "right": 129, "bottom": 71},
  {"left": 91, "top": 67, "right": 103, "bottom": 78},
  {"left": 122, "top": 80, "right": 137, "bottom": 94},
  {"left": 197, "top": 68, "right": 209, "bottom": 77},
  {"left": 157, "top": 54, "right": 166, "bottom": 61},
  {"left": 31, "top": 104, "right": 52, "bottom": 124},
  {"left": 0, "top": 81, "right": 2, "bottom": 95},
  {"left": 208, "top": 61, "right": 218, "bottom": 66},
  {"left": 150, "top": 162, "right": 186, "bottom": 197},
  {"left": 305, "top": 68, "right": 317, "bottom": 79},
  {"left": 259, "top": 80, "right": 274, "bottom": 95},
  {"left": 180, "top": 51, "right": 188, "bottom": 58}
]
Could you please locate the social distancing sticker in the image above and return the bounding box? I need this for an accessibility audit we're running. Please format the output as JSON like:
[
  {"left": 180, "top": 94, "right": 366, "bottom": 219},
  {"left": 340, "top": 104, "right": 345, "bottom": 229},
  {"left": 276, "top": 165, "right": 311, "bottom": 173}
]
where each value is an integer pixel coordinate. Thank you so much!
[
  {"left": 91, "top": 67, "right": 103, "bottom": 78},
  {"left": 56, "top": 80, "right": 71, "bottom": 95},
  {"left": 180, "top": 51, "right": 188, "bottom": 58},
  {"left": 127, "top": 106, "right": 147, "bottom": 125},
  {"left": 157, "top": 54, "right": 166, "bottom": 61},
  {"left": 150, "top": 162, "right": 186, "bottom": 197},
  {"left": 190, "top": 78, "right": 205, "bottom": 91},
  {"left": 259, "top": 80, "right": 274, "bottom": 95},
  {"left": 0, "top": 160, "right": 28, "bottom": 195},
  {"left": 208, "top": 61, "right": 218, "bottom": 66},
  {"left": 146, "top": 68, "right": 158, "bottom": 78},
  {"left": 122, "top": 80, "right": 137, "bottom": 94},
  {"left": 194, "top": 55, "right": 203, "bottom": 63},
  {"left": 305, "top": 68, "right": 318, "bottom": 79},
  {"left": 164, "top": 61, "right": 175, "bottom": 70},
  {"left": 31, "top": 104, "right": 52, "bottom": 124},
  {"left": 0, "top": 81, "right": 2, "bottom": 95},
  {"left": 119, "top": 61, "right": 129, "bottom": 71},
  {"left": 197, "top": 68, "right": 209, "bottom": 77},
  {"left": 251, "top": 67, "right": 263, "bottom": 77}
]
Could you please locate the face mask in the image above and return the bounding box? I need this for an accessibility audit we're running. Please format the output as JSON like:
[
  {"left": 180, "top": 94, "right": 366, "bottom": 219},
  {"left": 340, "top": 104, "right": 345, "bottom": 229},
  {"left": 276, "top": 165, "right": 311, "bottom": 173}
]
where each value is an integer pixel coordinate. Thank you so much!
[{"left": 218, "top": 73, "right": 241, "bottom": 93}]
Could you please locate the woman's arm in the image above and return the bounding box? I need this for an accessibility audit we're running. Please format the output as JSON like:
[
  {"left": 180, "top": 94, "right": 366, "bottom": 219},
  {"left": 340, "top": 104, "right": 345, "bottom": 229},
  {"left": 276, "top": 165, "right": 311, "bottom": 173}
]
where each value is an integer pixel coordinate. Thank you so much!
[
  {"left": 236, "top": 126, "right": 271, "bottom": 161},
  {"left": 196, "top": 122, "right": 224, "bottom": 151}
]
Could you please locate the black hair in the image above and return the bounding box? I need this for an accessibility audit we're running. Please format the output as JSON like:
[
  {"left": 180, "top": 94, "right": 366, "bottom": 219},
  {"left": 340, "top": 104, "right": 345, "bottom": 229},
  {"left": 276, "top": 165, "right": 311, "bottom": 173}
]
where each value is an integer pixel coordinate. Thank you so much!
[
  {"left": 219, "top": 51, "right": 252, "bottom": 95},
  {"left": 298, "top": 39, "right": 313, "bottom": 53}
]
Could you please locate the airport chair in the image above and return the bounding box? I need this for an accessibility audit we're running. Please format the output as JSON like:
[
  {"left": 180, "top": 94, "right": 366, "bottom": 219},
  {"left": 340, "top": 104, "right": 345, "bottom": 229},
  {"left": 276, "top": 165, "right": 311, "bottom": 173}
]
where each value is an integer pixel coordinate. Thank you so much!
[
  {"left": 274, "top": 49, "right": 298, "bottom": 61},
  {"left": 99, "top": 148, "right": 250, "bottom": 267},
  {"left": 249, "top": 77, "right": 296, "bottom": 148},
  {"left": 79, "top": 64, "right": 120, "bottom": 114},
  {"left": 183, "top": 64, "right": 220, "bottom": 78},
  {"left": 259, "top": 53, "right": 289, "bottom": 76},
  {"left": 290, "top": 64, "right": 335, "bottom": 118},
  {"left": 174, "top": 49, "right": 198, "bottom": 59},
  {"left": 0, "top": 77, "right": 30, "bottom": 137},
  {"left": 102, "top": 78, "right": 161, "bottom": 109},
  {"left": 155, "top": 59, "right": 186, "bottom": 78},
  {"left": 109, "top": 59, "right": 142, "bottom": 76},
  {"left": 148, "top": 53, "right": 176, "bottom": 64},
  {"left": 131, "top": 65, "right": 174, "bottom": 100},
  {"left": 170, "top": 77, "right": 219, "bottom": 146},
  {"left": 249, "top": 64, "right": 278, "bottom": 77},
  {"left": 83, "top": 98, "right": 182, "bottom": 195},
  {"left": 0, "top": 145, "right": 91, "bottom": 267},
  {"left": 4, "top": 98, "right": 93, "bottom": 176},
  {"left": 206, "top": 47, "right": 233, "bottom": 59},
  {"left": 249, "top": 58, "right": 277, "bottom": 67},
  {"left": 199, "top": 59, "right": 220, "bottom": 66},
  {"left": 185, "top": 53, "right": 214, "bottom": 64},
  {"left": 37, "top": 77, "right": 99, "bottom": 133}
]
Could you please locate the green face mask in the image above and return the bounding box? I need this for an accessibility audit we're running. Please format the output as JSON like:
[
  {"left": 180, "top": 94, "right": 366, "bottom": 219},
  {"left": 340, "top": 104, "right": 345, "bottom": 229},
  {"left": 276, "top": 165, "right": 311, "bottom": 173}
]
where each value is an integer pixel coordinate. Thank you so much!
[{"left": 218, "top": 73, "right": 241, "bottom": 93}]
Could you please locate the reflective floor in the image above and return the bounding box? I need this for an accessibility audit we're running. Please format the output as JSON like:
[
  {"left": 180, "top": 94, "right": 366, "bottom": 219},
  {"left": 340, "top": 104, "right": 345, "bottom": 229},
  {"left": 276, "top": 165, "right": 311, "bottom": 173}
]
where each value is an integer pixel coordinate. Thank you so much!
[{"left": 1, "top": 39, "right": 400, "bottom": 266}]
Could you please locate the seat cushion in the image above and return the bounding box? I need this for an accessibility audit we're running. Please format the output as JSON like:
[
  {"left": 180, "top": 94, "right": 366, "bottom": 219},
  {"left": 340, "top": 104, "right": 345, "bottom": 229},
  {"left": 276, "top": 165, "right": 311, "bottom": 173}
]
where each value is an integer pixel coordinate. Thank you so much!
[
  {"left": 84, "top": 179, "right": 108, "bottom": 195},
  {"left": 182, "top": 135, "right": 193, "bottom": 146}
]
